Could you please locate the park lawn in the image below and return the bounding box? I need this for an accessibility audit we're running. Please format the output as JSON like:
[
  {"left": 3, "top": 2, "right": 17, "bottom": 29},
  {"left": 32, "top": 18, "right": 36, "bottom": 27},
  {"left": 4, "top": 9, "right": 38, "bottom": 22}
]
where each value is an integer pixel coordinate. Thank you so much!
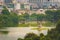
[
  {"left": 18, "top": 23, "right": 38, "bottom": 27},
  {"left": 29, "top": 21, "right": 54, "bottom": 27},
  {"left": 18, "top": 21, "right": 55, "bottom": 27},
  {"left": 42, "top": 21, "right": 54, "bottom": 27},
  {"left": 29, "top": 23, "right": 38, "bottom": 27},
  {"left": 31, "top": 27, "right": 48, "bottom": 31},
  {"left": 18, "top": 23, "right": 29, "bottom": 27},
  {"left": 29, "top": 21, "right": 38, "bottom": 27}
]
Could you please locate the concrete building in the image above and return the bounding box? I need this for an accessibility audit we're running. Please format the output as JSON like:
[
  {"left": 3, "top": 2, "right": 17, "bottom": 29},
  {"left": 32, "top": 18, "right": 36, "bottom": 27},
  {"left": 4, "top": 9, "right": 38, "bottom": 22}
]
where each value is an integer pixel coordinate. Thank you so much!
[
  {"left": 29, "top": 0, "right": 60, "bottom": 9},
  {"left": 14, "top": 3, "right": 21, "bottom": 10},
  {"left": 24, "top": 3, "right": 30, "bottom": 10}
]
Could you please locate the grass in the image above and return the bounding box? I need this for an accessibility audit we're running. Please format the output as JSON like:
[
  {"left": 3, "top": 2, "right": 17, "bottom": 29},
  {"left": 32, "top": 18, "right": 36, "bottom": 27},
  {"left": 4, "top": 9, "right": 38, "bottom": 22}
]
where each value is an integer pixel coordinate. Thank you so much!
[
  {"left": 30, "top": 23, "right": 38, "bottom": 27},
  {"left": 18, "top": 21, "right": 38, "bottom": 27},
  {"left": 42, "top": 21, "right": 54, "bottom": 27},
  {"left": 18, "top": 21, "right": 55, "bottom": 27},
  {"left": 29, "top": 22, "right": 38, "bottom": 27},
  {"left": 31, "top": 27, "right": 48, "bottom": 31},
  {"left": 18, "top": 23, "right": 29, "bottom": 27}
]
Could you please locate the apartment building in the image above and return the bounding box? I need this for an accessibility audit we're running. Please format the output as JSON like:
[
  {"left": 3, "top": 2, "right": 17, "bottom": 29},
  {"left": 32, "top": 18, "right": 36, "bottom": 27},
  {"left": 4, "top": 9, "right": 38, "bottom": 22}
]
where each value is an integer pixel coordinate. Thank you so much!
[{"left": 29, "top": 0, "right": 60, "bottom": 9}]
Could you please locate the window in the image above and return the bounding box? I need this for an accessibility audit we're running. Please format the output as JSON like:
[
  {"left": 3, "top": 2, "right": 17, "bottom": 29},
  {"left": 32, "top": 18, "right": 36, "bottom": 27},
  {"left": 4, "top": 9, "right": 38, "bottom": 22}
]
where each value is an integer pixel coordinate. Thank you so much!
[
  {"left": 7, "top": 4, "right": 14, "bottom": 8},
  {"left": 21, "top": 4, "right": 24, "bottom": 10},
  {"left": 5, "top": 0, "right": 12, "bottom": 3}
]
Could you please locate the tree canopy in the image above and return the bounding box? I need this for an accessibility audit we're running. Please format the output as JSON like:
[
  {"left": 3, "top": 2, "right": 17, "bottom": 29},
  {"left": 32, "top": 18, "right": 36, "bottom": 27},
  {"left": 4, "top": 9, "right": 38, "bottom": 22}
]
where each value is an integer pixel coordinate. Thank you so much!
[{"left": 0, "top": 7, "right": 19, "bottom": 27}]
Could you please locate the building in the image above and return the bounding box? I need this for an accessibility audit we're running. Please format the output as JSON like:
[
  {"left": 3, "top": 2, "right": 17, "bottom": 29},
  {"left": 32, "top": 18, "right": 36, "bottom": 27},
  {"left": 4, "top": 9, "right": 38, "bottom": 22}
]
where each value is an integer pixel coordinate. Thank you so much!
[
  {"left": 28, "top": 0, "right": 60, "bottom": 9},
  {"left": 16, "top": 0, "right": 28, "bottom": 3},
  {"left": 29, "top": 0, "right": 41, "bottom": 8},
  {"left": 24, "top": 3, "right": 30, "bottom": 10},
  {"left": 0, "top": 0, "right": 4, "bottom": 10},
  {"left": 14, "top": 3, "right": 21, "bottom": 10},
  {"left": 4, "top": 0, "right": 12, "bottom": 4}
]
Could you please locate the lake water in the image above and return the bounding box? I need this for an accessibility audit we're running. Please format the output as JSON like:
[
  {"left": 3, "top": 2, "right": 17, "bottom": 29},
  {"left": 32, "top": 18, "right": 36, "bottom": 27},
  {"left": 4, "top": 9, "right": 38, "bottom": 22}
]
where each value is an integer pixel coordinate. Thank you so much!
[{"left": 0, "top": 27, "right": 55, "bottom": 40}]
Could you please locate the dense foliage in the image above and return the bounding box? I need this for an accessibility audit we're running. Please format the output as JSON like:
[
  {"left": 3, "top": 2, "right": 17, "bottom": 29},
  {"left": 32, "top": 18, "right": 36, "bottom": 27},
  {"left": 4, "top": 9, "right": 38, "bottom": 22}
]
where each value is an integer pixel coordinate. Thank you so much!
[
  {"left": 0, "top": 6, "right": 60, "bottom": 27},
  {"left": 18, "top": 33, "right": 40, "bottom": 40},
  {"left": 19, "top": 10, "right": 60, "bottom": 23},
  {"left": 0, "top": 7, "right": 19, "bottom": 27},
  {"left": 45, "top": 10, "right": 60, "bottom": 22}
]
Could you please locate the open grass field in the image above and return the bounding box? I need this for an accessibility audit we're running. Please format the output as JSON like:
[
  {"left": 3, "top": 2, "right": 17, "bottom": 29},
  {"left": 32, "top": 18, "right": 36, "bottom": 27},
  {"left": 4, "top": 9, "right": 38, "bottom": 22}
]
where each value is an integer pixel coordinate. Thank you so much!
[{"left": 18, "top": 21, "right": 55, "bottom": 27}]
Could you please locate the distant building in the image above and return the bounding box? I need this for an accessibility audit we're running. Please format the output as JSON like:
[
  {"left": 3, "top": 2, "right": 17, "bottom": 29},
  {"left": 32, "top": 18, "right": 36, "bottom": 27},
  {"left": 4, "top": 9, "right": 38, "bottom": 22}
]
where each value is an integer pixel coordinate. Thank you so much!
[
  {"left": 0, "top": 0, "right": 3, "bottom": 10},
  {"left": 24, "top": 3, "right": 30, "bottom": 10},
  {"left": 14, "top": 3, "right": 21, "bottom": 10},
  {"left": 16, "top": 0, "right": 28, "bottom": 3},
  {"left": 4, "top": 0, "right": 12, "bottom": 4},
  {"left": 1, "top": 0, "right": 15, "bottom": 11},
  {"left": 28, "top": 0, "right": 60, "bottom": 9},
  {"left": 29, "top": 0, "right": 41, "bottom": 8}
]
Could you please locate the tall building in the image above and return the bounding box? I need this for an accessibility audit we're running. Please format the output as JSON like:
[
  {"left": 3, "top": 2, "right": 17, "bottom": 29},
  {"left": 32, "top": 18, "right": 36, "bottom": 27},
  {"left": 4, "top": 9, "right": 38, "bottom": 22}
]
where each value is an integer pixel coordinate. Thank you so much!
[{"left": 28, "top": 0, "right": 60, "bottom": 9}]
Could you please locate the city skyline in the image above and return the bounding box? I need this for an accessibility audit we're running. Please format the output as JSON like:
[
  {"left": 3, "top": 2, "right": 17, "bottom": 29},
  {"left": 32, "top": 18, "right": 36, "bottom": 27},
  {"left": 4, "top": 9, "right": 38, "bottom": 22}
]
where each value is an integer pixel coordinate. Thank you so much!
[{"left": 0, "top": 0, "right": 60, "bottom": 10}]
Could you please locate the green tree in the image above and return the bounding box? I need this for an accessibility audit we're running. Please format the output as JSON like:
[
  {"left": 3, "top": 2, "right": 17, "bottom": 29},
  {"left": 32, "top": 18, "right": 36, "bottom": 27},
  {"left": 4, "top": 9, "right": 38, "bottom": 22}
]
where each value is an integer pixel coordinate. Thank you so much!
[
  {"left": 19, "top": 15, "right": 25, "bottom": 24},
  {"left": 23, "top": 13, "right": 30, "bottom": 22},
  {"left": 1, "top": 6, "right": 10, "bottom": 15},
  {"left": 24, "top": 33, "right": 40, "bottom": 40},
  {"left": 56, "top": 20, "right": 60, "bottom": 32},
  {"left": 0, "top": 6, "right": 19, "bottom": 27},
  {"left": 37, "top": 14, "right": 45, "bottom": 21},
  {"left": 55, "top": 10, "right": 60, "bottom": 22},
  {"left": 46, "top": 20, "right": 60, "bottom": 40},
  {"left": 40, "top": 33, "right": 45, "bottom": 40},
  {"left": 45, "top": 10, "right": 60, "bottom": 22},
  {"left": 30, "top": 13, "right": 37, "bottom": 21},
  {"left": 45, "top": 10, "right": 55, "bottom": 22}
]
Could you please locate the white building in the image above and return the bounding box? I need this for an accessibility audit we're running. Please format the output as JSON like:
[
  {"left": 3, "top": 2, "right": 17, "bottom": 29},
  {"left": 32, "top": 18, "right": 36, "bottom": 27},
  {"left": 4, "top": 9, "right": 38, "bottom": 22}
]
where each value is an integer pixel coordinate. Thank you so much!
[
  {"left": 14, "top": 3, "right": 21, "bottom": 10},
  {"left": 24, "top": 3, "right": 30, "bottom": 10}
]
